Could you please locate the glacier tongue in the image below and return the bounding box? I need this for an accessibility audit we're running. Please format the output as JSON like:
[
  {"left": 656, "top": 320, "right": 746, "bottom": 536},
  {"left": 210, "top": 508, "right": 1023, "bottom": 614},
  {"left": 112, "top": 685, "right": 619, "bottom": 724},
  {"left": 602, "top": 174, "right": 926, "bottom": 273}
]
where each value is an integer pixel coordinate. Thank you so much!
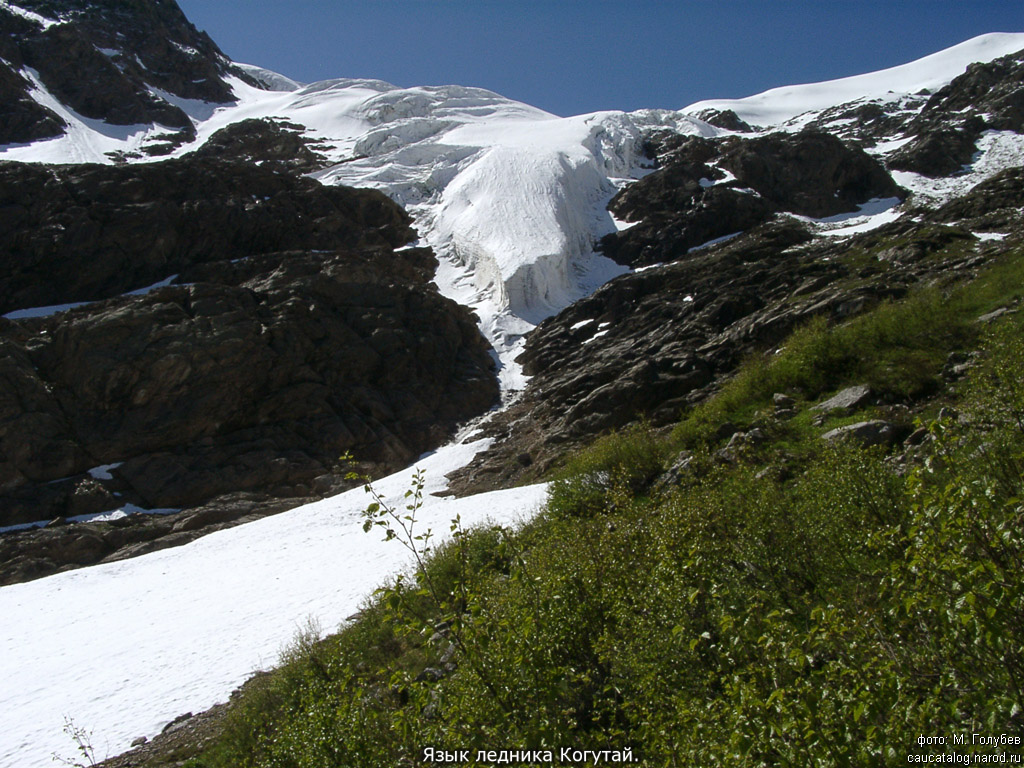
[{"left": 277, "top": 82, "right": 708, "bottom": 378}]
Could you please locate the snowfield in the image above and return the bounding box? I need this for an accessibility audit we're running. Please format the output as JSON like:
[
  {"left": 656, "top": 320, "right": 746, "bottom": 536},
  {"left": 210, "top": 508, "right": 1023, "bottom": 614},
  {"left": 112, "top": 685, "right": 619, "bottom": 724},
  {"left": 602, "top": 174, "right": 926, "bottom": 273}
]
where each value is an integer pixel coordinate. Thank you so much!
[
  {"left": 2, "top": 30, "right": 1024, "bottom": 768},
  {"left": 0, "top": 437, "right": 549, "bottom": 768},
  {"left": 684, "top": 32, "right": 1024, "bottom": 128}
]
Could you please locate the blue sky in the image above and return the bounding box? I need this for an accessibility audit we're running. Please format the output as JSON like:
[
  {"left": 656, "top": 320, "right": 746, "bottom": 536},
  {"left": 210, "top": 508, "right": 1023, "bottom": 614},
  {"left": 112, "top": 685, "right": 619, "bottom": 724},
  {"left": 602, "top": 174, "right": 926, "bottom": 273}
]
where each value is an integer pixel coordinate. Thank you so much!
[{"left": 177, "top": 1, "right": 1024, "bottom": 117}]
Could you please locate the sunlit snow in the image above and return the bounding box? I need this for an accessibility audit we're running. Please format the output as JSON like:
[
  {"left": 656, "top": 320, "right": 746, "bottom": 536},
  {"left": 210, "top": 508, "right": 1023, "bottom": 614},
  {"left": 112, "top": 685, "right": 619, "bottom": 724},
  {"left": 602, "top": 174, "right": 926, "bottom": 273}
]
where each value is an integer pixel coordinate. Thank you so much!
[
  {"left": 0, "top": 437, "right": 548, "bottom": 768},
  {"left": 684, "top": 33, "right": 1024, "bottom": 128}
]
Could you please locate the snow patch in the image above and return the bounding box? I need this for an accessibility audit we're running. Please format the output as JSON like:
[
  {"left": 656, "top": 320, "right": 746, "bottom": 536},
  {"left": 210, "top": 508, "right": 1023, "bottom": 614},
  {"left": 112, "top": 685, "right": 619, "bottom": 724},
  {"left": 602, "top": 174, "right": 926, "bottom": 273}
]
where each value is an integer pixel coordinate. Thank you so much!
[
  {"left": 233, "top": 62, "right": 302, "bottom": 92},
  {"left": 787, "top": 197, "right": 904, "bottom": 238},
  {"left": 0, "top": 0, "right": 59, "bottom": 29},
  {"left": 124, "top": 274, "right": 178, "bottom": 296},
  {"left": 684, "top": 33, "right": 1024, "bottom": 127},
  {"left": 0, "top": 436, "right": 548, "bottom": 768},
  {"left": 688, "top": 231, "right": 742, "bottom": 252},
  {"left": 3, "top": 275, "right": 179, "bottom": 320},
  {"left": 88, "top": 463, "right": 123, "bottom": 481},
  {"left": 148, "top": 86, "right": 219, "bottom": 122},
  {"left": 3, "top": 301, "right": 90, "bottom": 320},
  {"left": 892, "top": 130, "right": 1024, "bottom": 207},
  {"left": 0, "top": 503, "right": 178, "bottom": 535}
]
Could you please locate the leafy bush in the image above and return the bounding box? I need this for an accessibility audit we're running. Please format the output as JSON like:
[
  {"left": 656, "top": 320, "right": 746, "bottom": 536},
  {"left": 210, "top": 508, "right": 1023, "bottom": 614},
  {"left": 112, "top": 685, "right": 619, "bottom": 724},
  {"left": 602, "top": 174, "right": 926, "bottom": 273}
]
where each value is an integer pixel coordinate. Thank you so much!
[{"left": 547, "top": 421, "right": 669, "bottom": 518}]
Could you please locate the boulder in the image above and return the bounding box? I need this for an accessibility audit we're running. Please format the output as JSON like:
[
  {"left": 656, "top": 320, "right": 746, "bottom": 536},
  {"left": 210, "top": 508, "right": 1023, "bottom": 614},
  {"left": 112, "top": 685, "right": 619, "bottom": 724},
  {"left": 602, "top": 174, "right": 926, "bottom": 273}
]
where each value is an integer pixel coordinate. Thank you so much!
[
  {"left": 812, "top": 385, "right": 873, "bottom": 413},
  {"left": 821, "top": 420, "right": 897, "bottom": 447}
]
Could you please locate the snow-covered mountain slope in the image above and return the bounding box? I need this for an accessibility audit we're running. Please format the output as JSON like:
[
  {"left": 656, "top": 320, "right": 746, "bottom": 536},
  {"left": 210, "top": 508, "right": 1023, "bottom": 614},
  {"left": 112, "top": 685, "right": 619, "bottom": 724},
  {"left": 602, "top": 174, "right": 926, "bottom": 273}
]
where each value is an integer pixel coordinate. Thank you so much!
[
  {"left": 4, "top": 33, "right": 1022, "bottom": 387},
  {"left": 684, "top": 32, "right": 1024, "bottom": 128},
  {"left": 0, "top": 0, "right": 256, "bottom": 150},
  {"left": 0, "top": 434, "right": 548, "bottom": 768}
]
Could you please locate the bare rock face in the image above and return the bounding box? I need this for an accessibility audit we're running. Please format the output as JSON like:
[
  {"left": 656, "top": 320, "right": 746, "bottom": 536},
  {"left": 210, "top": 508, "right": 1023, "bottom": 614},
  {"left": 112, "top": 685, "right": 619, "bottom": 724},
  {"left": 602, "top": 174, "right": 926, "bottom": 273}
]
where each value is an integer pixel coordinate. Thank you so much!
[
  {"left": 889, "top": 122, "right": 986, "bottom": 177},
  {"left": 692, "top": 108, "right": 754, "bottom": 132},
  {"left": 190, "top": 119, "right": 330, "bottom": 172},
  {"left": 931, "top": 167, "right": 1024, "bottom": 229},
  {"left": 602, "top": 131, "right": 904, "bottom": 268},
  {"left": 0, "top": 152, "right": 412, "bottom": 313},
  {"left": 890, "top": 49, "right": 1024, "bottom": 177},
  {"left": 0, "top": 153, "right": 498, "bottom": 531},
  {"left": 0, "top": 53, "right": 67, "bottom": 143},
  {"left": 449, "top": 210, "right": 995, "bottom": 496}
]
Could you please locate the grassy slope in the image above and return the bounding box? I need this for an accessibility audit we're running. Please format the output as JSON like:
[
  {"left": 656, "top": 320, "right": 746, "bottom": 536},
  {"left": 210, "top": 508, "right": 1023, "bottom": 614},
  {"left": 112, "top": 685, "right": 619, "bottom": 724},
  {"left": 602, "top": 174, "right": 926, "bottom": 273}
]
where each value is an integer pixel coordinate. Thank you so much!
[{"left": 172, "top": 239, "right": 1024, "bottom": 768}]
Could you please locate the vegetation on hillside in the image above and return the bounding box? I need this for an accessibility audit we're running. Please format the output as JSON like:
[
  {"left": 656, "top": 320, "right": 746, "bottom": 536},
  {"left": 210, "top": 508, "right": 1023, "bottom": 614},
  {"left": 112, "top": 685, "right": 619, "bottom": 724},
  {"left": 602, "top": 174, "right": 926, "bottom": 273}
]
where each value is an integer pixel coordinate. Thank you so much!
[{"left": 191, "top": 245, "right": 1024, "bottom": 767}]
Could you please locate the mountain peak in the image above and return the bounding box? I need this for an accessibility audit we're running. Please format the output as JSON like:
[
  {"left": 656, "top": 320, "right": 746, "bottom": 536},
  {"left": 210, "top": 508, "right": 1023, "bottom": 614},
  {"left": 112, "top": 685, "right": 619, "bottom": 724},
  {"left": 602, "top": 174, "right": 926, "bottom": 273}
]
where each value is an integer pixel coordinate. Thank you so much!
[{"left": 0, "top": 0, "right": 260, "bottom": 148}]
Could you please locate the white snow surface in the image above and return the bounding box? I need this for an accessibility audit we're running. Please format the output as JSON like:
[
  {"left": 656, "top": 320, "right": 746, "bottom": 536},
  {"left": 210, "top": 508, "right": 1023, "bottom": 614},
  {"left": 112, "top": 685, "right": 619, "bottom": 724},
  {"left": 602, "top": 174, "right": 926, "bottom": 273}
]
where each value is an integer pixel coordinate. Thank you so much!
[
  {"left": 0, "top": 436, "right": 548, "bottom": 768},
  {"left": 2, "top": 274, "right": 180, "bottom": 319},
  {"left": 892, "top": 130, "right": 1024, "bottom": 206},
  {"left": 234, "top": 62, "right": 303, "bottom": 92},
  {"left": 685, "top": 33, "right": 1024, "bottom": 127}
]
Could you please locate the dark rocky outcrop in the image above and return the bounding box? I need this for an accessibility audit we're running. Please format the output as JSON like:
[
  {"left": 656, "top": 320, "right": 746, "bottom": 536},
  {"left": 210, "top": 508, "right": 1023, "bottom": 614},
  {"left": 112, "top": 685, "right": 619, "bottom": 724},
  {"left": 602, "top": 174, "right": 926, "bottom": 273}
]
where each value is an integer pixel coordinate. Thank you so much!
[
  {"left": 716, "top": 131, "right": 903, "bottom": 217},
  {"left": 0, "top": 58, "right": 67, "bottom": 144},
  {"left": 692, "top": 108, "right": 754, "bottom": 132},
  {"left": 0, "top": 245, "right": 498, "bottom": 530},
  {"left": 0, "top": 154, "right": 411, "bottom": 313},
  {"left": 0, "top": 0, "right": 262, "bottom": 147},
  {"left": 449, "top": 215, "right": 995, "bottom": 496},
  {"left": 930, "top": 167, "right": 1024, "bottom": 230},
  {"left": 602, "top": 131, "right": 903, "bottom": 268},
  {"left": 1, "top": 494, "right": 299, "bottom": 586},
  {"left": 806, "top": 96, "right": 928, "bottom": 145},
  {"left": 889, "top": 49, "right": 1024, "bottom": 176},
  {"left": 0, "top": 151, "right": 499, "bottom": 546},
  {"left": 190, "top": 118, "right": 329, "bottom": 172},
  {"left": 889, "top": 121, "right": 986, "bottom": 177}
]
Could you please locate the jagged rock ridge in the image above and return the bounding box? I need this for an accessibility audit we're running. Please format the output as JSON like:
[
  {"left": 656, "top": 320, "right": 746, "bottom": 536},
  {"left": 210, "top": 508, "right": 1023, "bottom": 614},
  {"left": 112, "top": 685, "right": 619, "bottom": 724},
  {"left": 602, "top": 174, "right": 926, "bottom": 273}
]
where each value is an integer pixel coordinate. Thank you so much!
[{"left": 0, "top": 0, "right": 260, "bottom": 149}]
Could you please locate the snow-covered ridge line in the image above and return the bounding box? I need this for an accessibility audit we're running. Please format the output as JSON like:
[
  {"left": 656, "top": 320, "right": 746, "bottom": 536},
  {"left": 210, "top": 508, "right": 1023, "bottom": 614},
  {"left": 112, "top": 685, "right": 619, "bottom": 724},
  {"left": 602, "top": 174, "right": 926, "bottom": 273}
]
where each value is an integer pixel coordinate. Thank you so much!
[{"left": 684, "top": 32, "right": 1024, "bottom": 127}]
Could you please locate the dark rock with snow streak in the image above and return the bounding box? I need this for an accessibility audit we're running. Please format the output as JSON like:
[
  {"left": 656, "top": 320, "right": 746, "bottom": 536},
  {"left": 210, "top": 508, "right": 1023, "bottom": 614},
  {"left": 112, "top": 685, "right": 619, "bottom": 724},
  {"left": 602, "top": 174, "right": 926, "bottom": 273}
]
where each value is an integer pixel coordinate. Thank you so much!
[
  {"left": 889, "top": 49, "right": 1024, "bottom": 177},
  {"left": 0, "top": 0, "right": 260, "bottom": 148},
  {"left": 602, "top": 130, "right": 903, "bottom": 268},
  {"left": 0, "top": 153, "right": 412, "bottom": 314},
  {"left": 0, "top": 244, "right": 497, "bottom": 527},
  {"left": 448, "top": 213, "right": 996, "bottom": 496}
]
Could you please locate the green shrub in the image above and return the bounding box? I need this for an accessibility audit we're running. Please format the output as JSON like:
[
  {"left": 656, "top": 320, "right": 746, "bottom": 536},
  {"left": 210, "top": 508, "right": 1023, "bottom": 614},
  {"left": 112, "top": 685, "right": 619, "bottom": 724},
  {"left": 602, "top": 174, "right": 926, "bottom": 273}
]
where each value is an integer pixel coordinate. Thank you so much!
[{"left": 547, "top": 421, "right": 668, "bottom": 518}]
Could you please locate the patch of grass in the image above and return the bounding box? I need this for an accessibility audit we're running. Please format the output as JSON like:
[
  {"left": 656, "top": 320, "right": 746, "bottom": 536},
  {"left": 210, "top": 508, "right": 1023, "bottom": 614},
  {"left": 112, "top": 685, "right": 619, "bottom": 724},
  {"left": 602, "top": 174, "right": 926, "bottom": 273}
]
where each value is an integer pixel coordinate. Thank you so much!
[
  {"left": 546, "top": 420, "right": 669, "bottom": 519},
  {"left": 674, "top": 242, "right": 1024, "bottom": 448}
]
